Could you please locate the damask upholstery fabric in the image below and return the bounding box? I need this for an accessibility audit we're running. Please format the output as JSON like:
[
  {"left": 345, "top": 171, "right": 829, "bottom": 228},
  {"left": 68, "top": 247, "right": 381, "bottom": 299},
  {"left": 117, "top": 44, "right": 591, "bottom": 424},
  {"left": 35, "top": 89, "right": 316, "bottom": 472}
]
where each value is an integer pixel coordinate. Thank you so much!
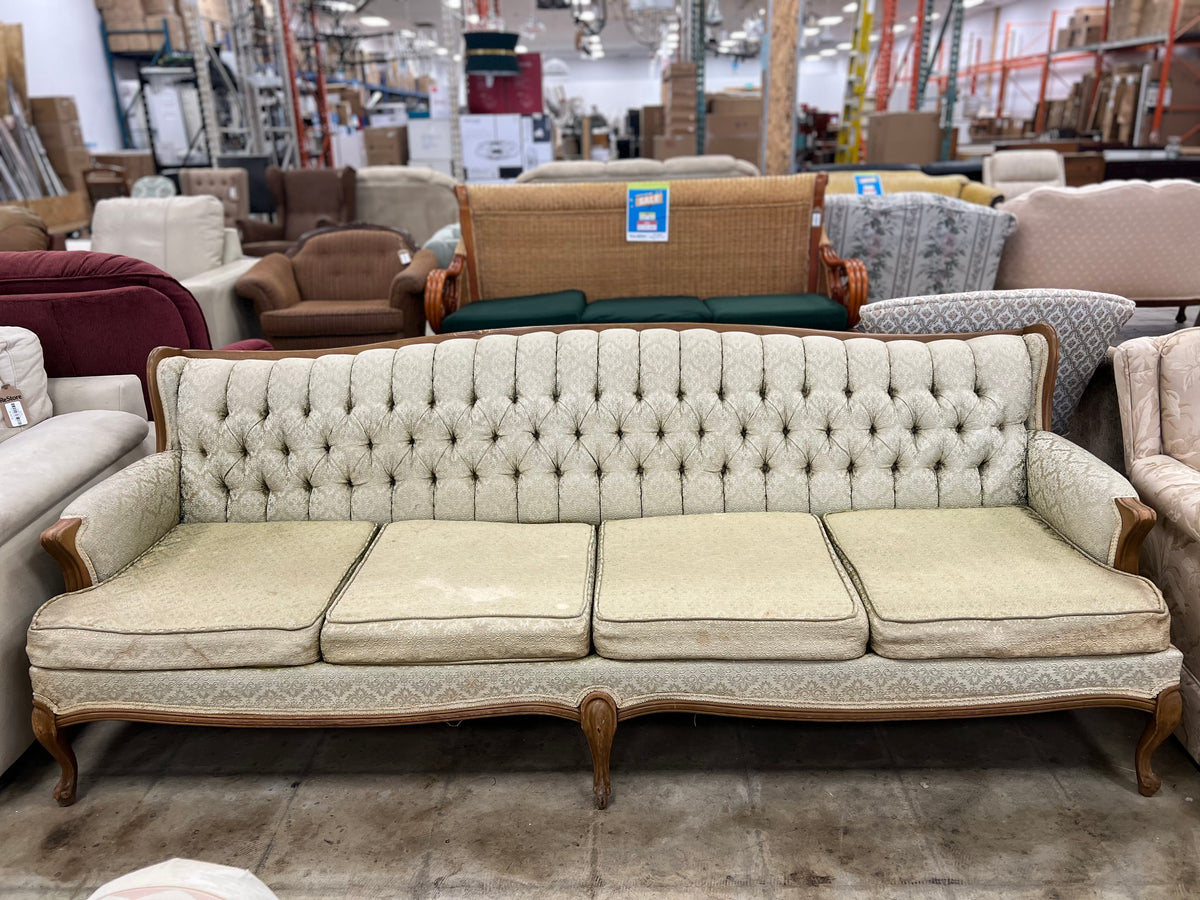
[
  {"left": 592, "top": 512, "right": 869, "bottom": 660},
  {"left": 1130, "top": 455, "right": 1200, "bottom": 546},
  {"left": 1113, "top": 334, "right": 1166, "bottom": 467},
  {"left": 824, "top": 506, "right": 1170, "bottom": 659},
  {"left": 995, "top": 180, "right": 1200, "bottom": 301},
  {"left": 824, "top": 194, "right": 1015, "bottom": 303},
  {"left": 28, "top": 522, "right": 375, "bottom": 671},
  {"left": 29, "top": 648, "right": 1184, "bottom": 719},
  {"left": 1156, "top": 332, "right": 1200, "bottom": 470},
  {"left": 153, "top": 329, "right": 1048, "bottom": 526},
  {"left": 321, "top": 520, "right": 596, "bottom": 664},
  {"left": 858, "top": 289, "right": 1134, "bottom": 434},
  {"left": 0, "top": 326, "right": 52, "bottom": 443},
  {"left": 1026, "top": 431, "right": 1136, "bottom": 566}
]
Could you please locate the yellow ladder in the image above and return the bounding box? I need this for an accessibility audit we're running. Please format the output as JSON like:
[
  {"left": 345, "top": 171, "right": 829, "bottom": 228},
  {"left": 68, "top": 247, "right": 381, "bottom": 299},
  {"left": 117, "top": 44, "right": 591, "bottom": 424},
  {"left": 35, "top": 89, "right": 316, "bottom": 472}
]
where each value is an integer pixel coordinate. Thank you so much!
[{"left": 835, "top": 0, "right": 875, "bottom": 163}]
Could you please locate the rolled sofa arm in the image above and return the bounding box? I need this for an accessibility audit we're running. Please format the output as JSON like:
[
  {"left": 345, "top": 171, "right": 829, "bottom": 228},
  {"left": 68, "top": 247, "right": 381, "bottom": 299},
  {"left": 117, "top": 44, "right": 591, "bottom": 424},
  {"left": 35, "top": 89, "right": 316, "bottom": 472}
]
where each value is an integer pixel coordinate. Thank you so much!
[
  {"left": 819, "top": 242, "right": 867, "bottom": 328},
  {"left": 961, "top": 181, "right": 1004, "bottom": 207},
  {"left": 1026, "top": 431, "right": 1153, "bottom": 573},
  {"left": 424, "top": 253, "right": 466, "bottom": 333},
  {"left": 1130, "top": 454, "right": 1200, "bottom": 546},
  {"left": 390, "top": 247, "right": 440, "bottom": 338},
  {"left": 42, "top": 451, "right": 182, "bottom": 590},
  {"left": 235, "top": 254, "right": 301, "bottom": 316},
  {"left": 46, "top": 374, "right": 146, "bottom": 418}
]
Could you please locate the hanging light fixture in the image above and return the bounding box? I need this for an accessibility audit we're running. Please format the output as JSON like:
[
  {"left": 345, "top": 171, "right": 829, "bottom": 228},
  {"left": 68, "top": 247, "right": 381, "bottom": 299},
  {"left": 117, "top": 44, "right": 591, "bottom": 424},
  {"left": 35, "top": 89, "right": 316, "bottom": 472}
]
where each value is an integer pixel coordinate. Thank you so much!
[{"left": 463, "top": 0, "right": 520, "bottom": 78}]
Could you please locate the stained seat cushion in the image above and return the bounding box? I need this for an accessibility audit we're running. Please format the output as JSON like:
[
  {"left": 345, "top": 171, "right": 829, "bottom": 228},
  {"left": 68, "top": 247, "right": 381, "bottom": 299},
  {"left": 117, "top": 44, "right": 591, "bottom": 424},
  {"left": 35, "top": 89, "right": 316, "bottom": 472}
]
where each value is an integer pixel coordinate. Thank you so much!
[
  {"left": 441, "top": 290, "right": 586, "bottom": 332},
  {"left": 592, "top": 512, "right": 869, "bottom": 660},
  {"left": 27, "top": 521, "right": 376, "bottom": 671},
  {"left": 704, "top": 293, "right": 850, "bottom": 330},
  {"left": 823, "top": 506, "right": 1171, "bottom": 659},
  {"left": 581, "top": 296, "right": 712, "bottom": 323},
  {"left": 321, "top": 520, "right": 596, "bottom": 664},
  {"left": 258, "top": 299, "right": 405, "bottom": 337}
]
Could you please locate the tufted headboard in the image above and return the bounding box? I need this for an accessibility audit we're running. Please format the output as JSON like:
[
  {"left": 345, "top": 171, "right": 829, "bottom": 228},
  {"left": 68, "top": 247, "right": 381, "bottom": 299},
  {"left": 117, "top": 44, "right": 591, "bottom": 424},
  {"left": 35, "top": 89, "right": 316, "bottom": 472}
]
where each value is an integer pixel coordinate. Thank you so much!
[{"left": 150, "top": 324, "right": 1056, "bottom": 525}]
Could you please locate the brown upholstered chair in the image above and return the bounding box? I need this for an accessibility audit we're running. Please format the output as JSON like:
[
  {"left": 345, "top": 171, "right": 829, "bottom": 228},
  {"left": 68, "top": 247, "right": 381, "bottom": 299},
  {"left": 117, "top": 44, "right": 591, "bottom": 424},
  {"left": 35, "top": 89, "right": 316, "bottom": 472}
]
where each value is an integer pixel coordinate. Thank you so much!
[
  {"left": 0, "top": 206, "right": 52, "bottom": 251},
  {"left": 237, "top": 166, "right": 356, "bottom": 257},
  {"left": 178, "top": 166, "right": 251, "bottom": 227},
  {"left": 235, "top": 223, "right": 433, "bottom": 349},
  {"left": 83, "top": 165, "right": 129, "bottom": 206}
]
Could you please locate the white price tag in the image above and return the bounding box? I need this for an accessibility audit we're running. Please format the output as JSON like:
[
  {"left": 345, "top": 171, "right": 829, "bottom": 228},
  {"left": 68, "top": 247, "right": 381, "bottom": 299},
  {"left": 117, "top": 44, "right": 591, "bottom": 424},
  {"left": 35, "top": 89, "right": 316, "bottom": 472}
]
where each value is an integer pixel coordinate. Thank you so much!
[
  {"left": 0, "top": 383, "right": 27, "bottom": 428},
  {"left": 812, "top": 210, "right": 822, "bottom": 227},
  {"left": 399, "top": 250, "right": 412, "bottom": 265}
]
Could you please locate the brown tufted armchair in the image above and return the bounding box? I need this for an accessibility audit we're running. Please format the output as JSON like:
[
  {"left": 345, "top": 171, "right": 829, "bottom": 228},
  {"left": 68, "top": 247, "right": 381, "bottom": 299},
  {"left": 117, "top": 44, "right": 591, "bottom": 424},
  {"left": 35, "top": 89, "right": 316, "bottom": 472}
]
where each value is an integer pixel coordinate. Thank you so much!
[
  {"left": 234, "top": 223, "right": 434, "bottom": 349},
  {"left": 237, "top": 167, "right": 357, "bottom": 257},
  {"left": 179, "top": 167, "right": 250, "bottom": 227}
]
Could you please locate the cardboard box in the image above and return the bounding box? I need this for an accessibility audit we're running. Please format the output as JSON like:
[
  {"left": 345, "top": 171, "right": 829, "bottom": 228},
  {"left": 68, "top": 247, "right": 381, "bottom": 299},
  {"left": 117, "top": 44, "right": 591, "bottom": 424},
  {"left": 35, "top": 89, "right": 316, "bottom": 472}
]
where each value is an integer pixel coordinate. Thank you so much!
[
  {"left": 708, "top": 92, "right": 763, "bottom": 116},
  {"left": 705, "top": 134, "right": 760, "bottom": 165},
  {"left": 46, "top": 145, "right": 92, "bottom": 193},
  {"left": 91, "top": 150, "right": 156, "bottom": 183},
  {"left": 1109, "top": 0, "right": 1144, "bottom": 39},
  {"left": 652, "top": 135, "right": 696, "bottom": 160},
  {"left": 641, "top": 105, "right": 664, "bottom": 137},
  {"left": 144, "top": 12, "right": 186, "bottom": 51},
  {"left": 35, "top": 120, "right": 84, "bottom": 151},
  {"left": 30, "top": 96, "right": 78, "bottom": 123},
  {"left": 103, "top": 15, "right": 155, "bottom": 52},
  {"left": 363, "top": 126, "right": 409, "bottom": 166},
  {"left": 96, "top": 0, "right": 144, "bottom": 18},
  {"left": 197, "top": 0, "right": 231, "bottom": 22},
  {"left": 141, "top": 0, "right": 177, "bottom": 14},
  {"left": 460, "top": 113, "right": 523, "bottom": 171},
  {"left": 407, "top": 118, "right": 453, "bottom": 158},
  {"left": 1057, "top": 27, "right": 1074, "bottom": 49},
  {"left": 662, "top": 61, "right": 697, "bottom": 80},
  {"left": 865, "top": 111, "right": 941, "bottom": 164},
  {"left": 707, "top": 113, "right": 760, "bottom": 138}
]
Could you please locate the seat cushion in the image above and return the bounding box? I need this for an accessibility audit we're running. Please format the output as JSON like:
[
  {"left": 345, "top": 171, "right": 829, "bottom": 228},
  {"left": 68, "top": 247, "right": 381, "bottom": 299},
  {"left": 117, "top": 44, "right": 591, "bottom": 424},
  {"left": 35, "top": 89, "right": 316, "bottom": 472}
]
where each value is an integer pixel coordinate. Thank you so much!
[
  {"left": 704, "top": 293, "right": 849, "bottom": 330},
  {"left": 321, "top": 520, "right": 595, "bottom": 664},
  {"left": 580, "top": 296, "right": 712, "bottom": 324},
  {"left": 259, "top": 299, "right": 405, "bottom": 338},
  {"left": 441, "top": 290, "right": 587, "bottom": 332},
  {"left": 592, "top": 512, "right": 869, "bottom": 660},
  {"left": 823, "top": 506, "right": 1171, "bottom": 660},
  {"left": 27, "top": 521, "right": 376, "bottom": 670}
]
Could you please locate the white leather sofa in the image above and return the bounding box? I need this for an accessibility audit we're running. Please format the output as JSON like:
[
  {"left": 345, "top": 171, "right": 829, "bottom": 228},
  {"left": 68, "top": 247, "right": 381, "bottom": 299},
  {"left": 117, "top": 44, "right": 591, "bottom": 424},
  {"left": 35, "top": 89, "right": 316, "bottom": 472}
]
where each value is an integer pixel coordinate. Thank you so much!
[
  {"left": 0, "top": 327, "right": 150, "bottom": 775},
  {"left": 86, "top": 196, "right": 262, "bottom": 348}
]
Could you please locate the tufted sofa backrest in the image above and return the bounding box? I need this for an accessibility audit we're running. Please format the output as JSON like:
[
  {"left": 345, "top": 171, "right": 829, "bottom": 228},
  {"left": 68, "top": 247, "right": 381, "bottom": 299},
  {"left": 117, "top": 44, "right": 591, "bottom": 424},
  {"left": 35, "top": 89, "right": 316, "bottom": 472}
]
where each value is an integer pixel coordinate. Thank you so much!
[{"left": 152, "top": 326, "right": 1053, "bottom": 525}]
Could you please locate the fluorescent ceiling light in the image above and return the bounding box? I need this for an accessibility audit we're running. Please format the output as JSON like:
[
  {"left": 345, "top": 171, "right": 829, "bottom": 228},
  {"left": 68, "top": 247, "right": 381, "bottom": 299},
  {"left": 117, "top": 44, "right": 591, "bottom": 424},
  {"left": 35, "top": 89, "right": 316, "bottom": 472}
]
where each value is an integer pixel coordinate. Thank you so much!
[
  {"left": 869, "top": 32, "right": 879, "bottom": 41},
  {"left": 817, "top": 15, "right": 843, "bottom": 25},
  {"left": 445, "top": 0, "right": 460, "bottom": 6},
  {"left": 358, "top": 15, "right": 390, "bottom": 26},
  {"left": 819, "top": 47, "right": 837, "bottom": 55},
  {"left": 842, "top": 2, "right": 857, "bottom": 10},
  {"left": 436, "top": 47, "right": 449, "bottom": 55},
  {"left": 963, "top": 0, "right": 985, "bottom": 6},
  {"left": 893, "top": 23, "right": 906, "bottom": 32},
  {"left": 836, "top": 41, "right": 851, "bottom": 49},
  {"left": 326, "top": 1, "right": 355, "bottom": 12},
  {"left": 399, "top": 28, "right": 415, "bottom": 38},
  {"left": 579, "top": 10, "right": 596, "bottom": 21},
  {"left": 804, "top": 53, "right": 821, "bottom": 60},
  {"left": 803, "top": 26, "right": 820, "bottom": 35}
]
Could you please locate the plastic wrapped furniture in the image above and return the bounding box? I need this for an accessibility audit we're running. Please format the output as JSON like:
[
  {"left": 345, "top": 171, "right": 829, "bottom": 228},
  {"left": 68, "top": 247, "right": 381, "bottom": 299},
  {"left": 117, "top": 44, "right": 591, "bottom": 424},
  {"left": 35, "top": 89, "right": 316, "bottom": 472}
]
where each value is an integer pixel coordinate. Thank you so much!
[
  {"left": 235, "top": 223, "right": 431, "bottom": 349},
  {"left": 0, "top": 326, "right": 149, "bottom": 775},
  {"left": 238, "top": 166, "right": 356, "bottom": 257},
  {"left": 983, "top": 149, "right": 1066, "bottom": 200},
  {"left": 88, "top": 195, "right": 261, "bottom": 347},
  {"left": 0, "top": 251, "right": 270, "bottom": 410},
  {"left": 1114, "top": 327, "right": 1200, "bottom": 764},
  {"left": 355, "top": 165, "right": 459, "bottom": 246},
  {"left": 996, "top": 180, "right": 1200, "bottom": 324},
  {"left": 515, "top": 155, "right": 760, "bottom": 183},
  {"left": 824, "top": 193, "right": 1016, "bottom": 304},
  {"left": 179, "top": 166, "right": 251, "bottom": 227},
  {"left": 857, "top": 288, "right": 1135, "bottom": 434}
]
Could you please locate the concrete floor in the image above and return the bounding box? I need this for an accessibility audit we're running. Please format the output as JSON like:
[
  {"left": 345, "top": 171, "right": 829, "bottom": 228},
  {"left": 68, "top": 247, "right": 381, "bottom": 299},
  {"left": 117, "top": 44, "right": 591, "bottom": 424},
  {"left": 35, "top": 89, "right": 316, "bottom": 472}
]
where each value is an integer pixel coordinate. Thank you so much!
[
  {"left": 0, "top": 708, "right": 1198, "bottom": 898},
  {"left": 2, "top": 306, "right": 1198, "bottom": 899}
]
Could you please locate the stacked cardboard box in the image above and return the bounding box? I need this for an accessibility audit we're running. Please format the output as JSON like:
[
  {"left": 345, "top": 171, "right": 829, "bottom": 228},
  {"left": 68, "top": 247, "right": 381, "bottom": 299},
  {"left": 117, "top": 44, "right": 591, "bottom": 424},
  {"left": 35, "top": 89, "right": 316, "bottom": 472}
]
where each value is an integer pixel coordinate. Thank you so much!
[
  {"left": 639, "top": 105, "right": 664, "bottom": 157},
  {"left": 705, "top": 92, "right": 762, "bottom": 164},
  {"left": 363, "top": 126, "right": 409, "bottom": 166},
  {"left": 32, "top": 97, "right": 90, "bottom": 194},
  {"left": 1065, "top": 6, "right": 1107, "bottom": 46},
  {"left": 91, "top": 150, "right": 156, "bottom": 186},
  {"left": 97, "top": 0, "right": 187, "bottom": 53},
  {"left": 656, "top": 62, "right": 698, "bottom": 159},
  {"left": 865, "top": 111, "right": 941, "bottom": 164}
]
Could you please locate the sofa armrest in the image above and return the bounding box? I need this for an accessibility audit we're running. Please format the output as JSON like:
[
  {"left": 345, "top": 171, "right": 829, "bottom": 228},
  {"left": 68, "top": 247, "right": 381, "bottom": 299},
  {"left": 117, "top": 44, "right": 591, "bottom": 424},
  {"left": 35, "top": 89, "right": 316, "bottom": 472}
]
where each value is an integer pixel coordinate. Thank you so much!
[
  {"left": 235, "top": 254, "right": 301, "bottom": 316},
  {"left": 237, "top": 218, "right": 284, "bottom": 244},
  {"left": 819, "top": 241, "right": 867, "bottom": 328},
  {"left": 1130, "top": 454, "right": 1200, "bottom": 545},
  {"left": 424, "top": 253, "right": 466, "bottom": 333},
  {"left": 46, "top": 375, "right": 146, "bottom": 419},
  {"left": 390, "top": 248, "right": 439, "bottom": 338},
  {"left": 221, "top": 227, "right": 243, "bottom": 263},
  {"left": 183, "top": 256, "right": 263, "bottom": 348},
  {"left": 1112, "top": 336, "right": 1164, "bottom": 470},
  {"left": 961, "top": 182, "right": 1004, "bottom": 207},
  {"left": 43, "top": 451, "right": 181, "bottom": 589},
  {"left": 1026, "top": 431, "right": 1153, "bottom": 572}
]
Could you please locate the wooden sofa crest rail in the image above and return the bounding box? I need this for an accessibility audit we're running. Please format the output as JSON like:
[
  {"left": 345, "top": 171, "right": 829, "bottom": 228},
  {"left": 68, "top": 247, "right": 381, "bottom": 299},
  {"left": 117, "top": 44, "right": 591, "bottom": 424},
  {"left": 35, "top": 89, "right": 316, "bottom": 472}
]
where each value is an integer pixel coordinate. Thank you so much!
[
  {"left": 423, "top": 174, "right": 868, "bottom": 332},
  {"left": 31, "top": 324, "right": 1180, "bottom": 809}
]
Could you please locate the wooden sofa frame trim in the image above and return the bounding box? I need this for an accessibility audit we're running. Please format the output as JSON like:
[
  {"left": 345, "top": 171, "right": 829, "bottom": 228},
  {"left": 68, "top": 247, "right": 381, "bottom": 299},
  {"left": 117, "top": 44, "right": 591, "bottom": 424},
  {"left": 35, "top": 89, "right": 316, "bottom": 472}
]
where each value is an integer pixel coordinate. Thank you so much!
[
  {"left": 422, "top": 174, "right": 869, "bottom": 332},
  {"left": 33, "top": 323, "right": 1176, "bottom": 809}
]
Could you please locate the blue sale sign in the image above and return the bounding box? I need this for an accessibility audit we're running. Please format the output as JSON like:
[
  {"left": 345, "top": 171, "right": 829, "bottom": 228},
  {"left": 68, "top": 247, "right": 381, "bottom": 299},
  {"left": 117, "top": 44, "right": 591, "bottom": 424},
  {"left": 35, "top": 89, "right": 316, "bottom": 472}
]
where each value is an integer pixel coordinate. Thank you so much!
[
  {"left": 854, "top": 174, "right": 884, "bottom": 195},
  {"left": 626, "top": 182, "right": 669, "bottom": 242}
]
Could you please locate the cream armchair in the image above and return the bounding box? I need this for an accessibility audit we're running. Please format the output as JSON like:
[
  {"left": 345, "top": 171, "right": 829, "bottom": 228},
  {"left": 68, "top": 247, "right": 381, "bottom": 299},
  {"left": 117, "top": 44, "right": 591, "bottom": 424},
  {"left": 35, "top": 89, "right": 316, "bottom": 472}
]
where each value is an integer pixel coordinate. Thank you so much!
[
  {"left": 1114, "top": 328, "right": 1200, "bottom": 764},
  {"left": 88, "top": 196, "right": 261, "bottom": 347}
]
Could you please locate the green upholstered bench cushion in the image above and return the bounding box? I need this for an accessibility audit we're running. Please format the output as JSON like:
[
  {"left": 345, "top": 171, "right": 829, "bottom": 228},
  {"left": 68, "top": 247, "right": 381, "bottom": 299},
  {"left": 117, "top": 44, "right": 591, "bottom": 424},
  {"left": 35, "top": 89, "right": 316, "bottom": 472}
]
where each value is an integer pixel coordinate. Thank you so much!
[
  {"left": 581, "top": 296, "right": 712, "bottom": 324},
  {"left": 441, "top": 290, "right": 586, "bottom": 332},
  {"left": 705, "top": 294, "right": 849, "bottom": 330}
]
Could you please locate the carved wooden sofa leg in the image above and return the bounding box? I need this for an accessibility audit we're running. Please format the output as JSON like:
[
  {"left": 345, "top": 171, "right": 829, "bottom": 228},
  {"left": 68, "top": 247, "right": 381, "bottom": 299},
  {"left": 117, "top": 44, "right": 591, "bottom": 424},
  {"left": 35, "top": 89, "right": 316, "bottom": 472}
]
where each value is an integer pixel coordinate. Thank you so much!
[
  {"left": 31, "top": 704, "right": 78, "bottom": 806},
  {"left": 1136, "top": 687, "right": 1183, "bottom": 796},
  {"left": 580, "top": 692, "right": 617, "bottom": 809}
]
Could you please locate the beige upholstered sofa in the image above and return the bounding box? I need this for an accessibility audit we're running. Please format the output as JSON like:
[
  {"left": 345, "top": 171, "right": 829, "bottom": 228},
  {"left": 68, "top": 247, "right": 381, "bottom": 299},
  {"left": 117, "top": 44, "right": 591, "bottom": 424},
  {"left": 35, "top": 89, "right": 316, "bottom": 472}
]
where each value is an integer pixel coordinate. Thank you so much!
[
  {"left": 1114, "top": 328, "right": 1200, "bottom": 764},
  {"left": 87, "top": 196, "right": 261, "bottom": 348},
  {"left": 0, "top": 327, "right": 150, "bottom": 776},
  {"left": 355, "top": 166, "right": 460, "bottom": 246},
  {"left": 29, "top": 325, "right": 1182, "bottom": 808},
  {"left": 515, "top": 155, "right": 759, "bottom": 184},
  {"left": 996, "top": 180, "right": 1200, "bottom": 323},
  {"left": 982, "top": 149, "right": 1066, "bottom": 200}
]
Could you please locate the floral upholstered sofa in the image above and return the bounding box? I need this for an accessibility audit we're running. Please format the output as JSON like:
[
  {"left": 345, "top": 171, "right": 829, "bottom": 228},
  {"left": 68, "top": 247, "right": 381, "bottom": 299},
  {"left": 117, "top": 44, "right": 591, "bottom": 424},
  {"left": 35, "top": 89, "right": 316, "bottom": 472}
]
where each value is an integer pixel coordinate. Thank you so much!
[{"left": 29, "top": 325, "right": 1182, "bottom": 808}]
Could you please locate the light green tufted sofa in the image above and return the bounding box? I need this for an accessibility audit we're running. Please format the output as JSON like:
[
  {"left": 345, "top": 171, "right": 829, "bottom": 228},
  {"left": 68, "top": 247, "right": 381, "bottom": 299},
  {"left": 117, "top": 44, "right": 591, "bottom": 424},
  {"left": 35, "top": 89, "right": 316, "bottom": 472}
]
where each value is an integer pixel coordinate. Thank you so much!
[{"left": 29, "top": 324, "right": 1183, "bottom": 808}]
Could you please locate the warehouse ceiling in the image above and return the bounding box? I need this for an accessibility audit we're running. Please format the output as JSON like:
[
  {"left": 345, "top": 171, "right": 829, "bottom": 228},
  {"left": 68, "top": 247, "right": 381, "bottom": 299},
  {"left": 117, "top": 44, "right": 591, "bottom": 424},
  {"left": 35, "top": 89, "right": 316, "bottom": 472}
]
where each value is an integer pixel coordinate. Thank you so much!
[{"left": 342, "top": 0, "right": 1000, "bottom": 58}]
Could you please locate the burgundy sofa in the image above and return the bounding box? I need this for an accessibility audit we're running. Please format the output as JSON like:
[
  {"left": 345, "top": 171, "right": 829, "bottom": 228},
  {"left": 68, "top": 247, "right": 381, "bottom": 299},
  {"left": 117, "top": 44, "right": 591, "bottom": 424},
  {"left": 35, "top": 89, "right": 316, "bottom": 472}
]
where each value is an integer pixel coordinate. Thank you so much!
[{"left": 0, "top": 252, "right": 271, "bottom": 409}]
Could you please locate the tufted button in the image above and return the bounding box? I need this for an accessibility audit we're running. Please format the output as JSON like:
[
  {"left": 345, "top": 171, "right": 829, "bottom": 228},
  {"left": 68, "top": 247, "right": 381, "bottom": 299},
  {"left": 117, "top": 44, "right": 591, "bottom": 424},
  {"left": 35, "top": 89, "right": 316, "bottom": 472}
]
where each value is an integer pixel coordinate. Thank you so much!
[
  {"left": 697, "top": 425, "right": 706, "bottom": 439},
  {"left": 408, "top": 436, "right": 416, "bottom": 447},
  {"left": 574, "top": 427, "right": 582, "bottom": 439},
  {"left": 656, "top": 427, "right": 665, "bottom": 440},
  {"left": 388, "top": 474, "right": 396, "bottom": 487},
  {"left": 801, "top": 385, "right": 810, "bottom": 399},
  {"left": 844, "top": 388, "right": 853, "bottom": 399},
  {"left": 891, "top": 461, "right": 900, "bottom": 474},
  {"left": 429, "top": 472, "right": 438, "bottom": 484},
  {"left": 282, "top": 445, "right": 290, "bottom": 457},
  {"left": 717, "top": 388, "right": 726, "bottom": 402},
  {"left": 846, "top": 461, "right": 855, "bottom": 474},
  {"left": 677, "top": 388, "right": 686, "bottom": 401},
  {"left": 934, "top": 460, "right": 944, "bottom": 471},
  {"left": 782, "top": 425, "right": 791, "bottom": 438},
  {"left": 449, "top": 433, "right": 457, "bottom": 446},
  {"left": 366, "top": 439, "right": 374, "bottom": 451},
  {"left": 678, "top": 461, "right": 687, "bottom": 475},
  {"left": 804, "top": 463, "right": 813, "bottom": 476},
  {"left": 491, "top": 431, "right": 499, "bottom": 443},
  {"left": 740, "top": 426, "right": 748, "bottom": 439},
  {"left": 760, "top": 462, "right": 770, "bottom": 474},
  {"left": 824, "top": 426, "right": 833, "bottom": 438},
  {"left": 759, "top": 386, "right": 768, "bottom": 400},
  {"left": 720, "top": 461, "right": 730, "bottom": 476},
  {"left": 469, "top": 391, "right": 479, "bottom": 405},
  {"left": 636, "top": 464, "right": 645, "bottom": 476},
  {"left": 887, "top": 386, "right": 897, "bottom": 399},
  {"left": 531, "top": 428, "right": 540, "bottom": 441},
  {"left": 324, "top": 441, "right": 332, "bottom": 452},
  {"left": 595, "top": 465, "right": 603, "bottom": 477},
  {"left": 550, "top": 389, "right": 560, "bottom": 403},
  {"left": 868, "top": 424, "right": 877, "bottom": 437},
  {"left": 955, "top": 423, "right": 964, "bottom": 434},
  {"left": 471, "top": 469, "right": 480, "bottom": 482},
  {"left": 302, "top": 406, "right": 311, "bottom": 418},
  {"left": 615, "top": 427, "right": 624, "bottom": 440},
  {"left": 910, "top": 425, "right": 919, "bottom": 436},
  {"left": 387, "top": 398, "right": 395, "bottom": 412},
  {"left": 634, "top": 389, "right": 643, "bottom": 401},
  {"left": 554, "top": 465, "right": 563, "bottom": 478},
  {"left": 345, "top": 402, "right": 353, "bottom": 414}
]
